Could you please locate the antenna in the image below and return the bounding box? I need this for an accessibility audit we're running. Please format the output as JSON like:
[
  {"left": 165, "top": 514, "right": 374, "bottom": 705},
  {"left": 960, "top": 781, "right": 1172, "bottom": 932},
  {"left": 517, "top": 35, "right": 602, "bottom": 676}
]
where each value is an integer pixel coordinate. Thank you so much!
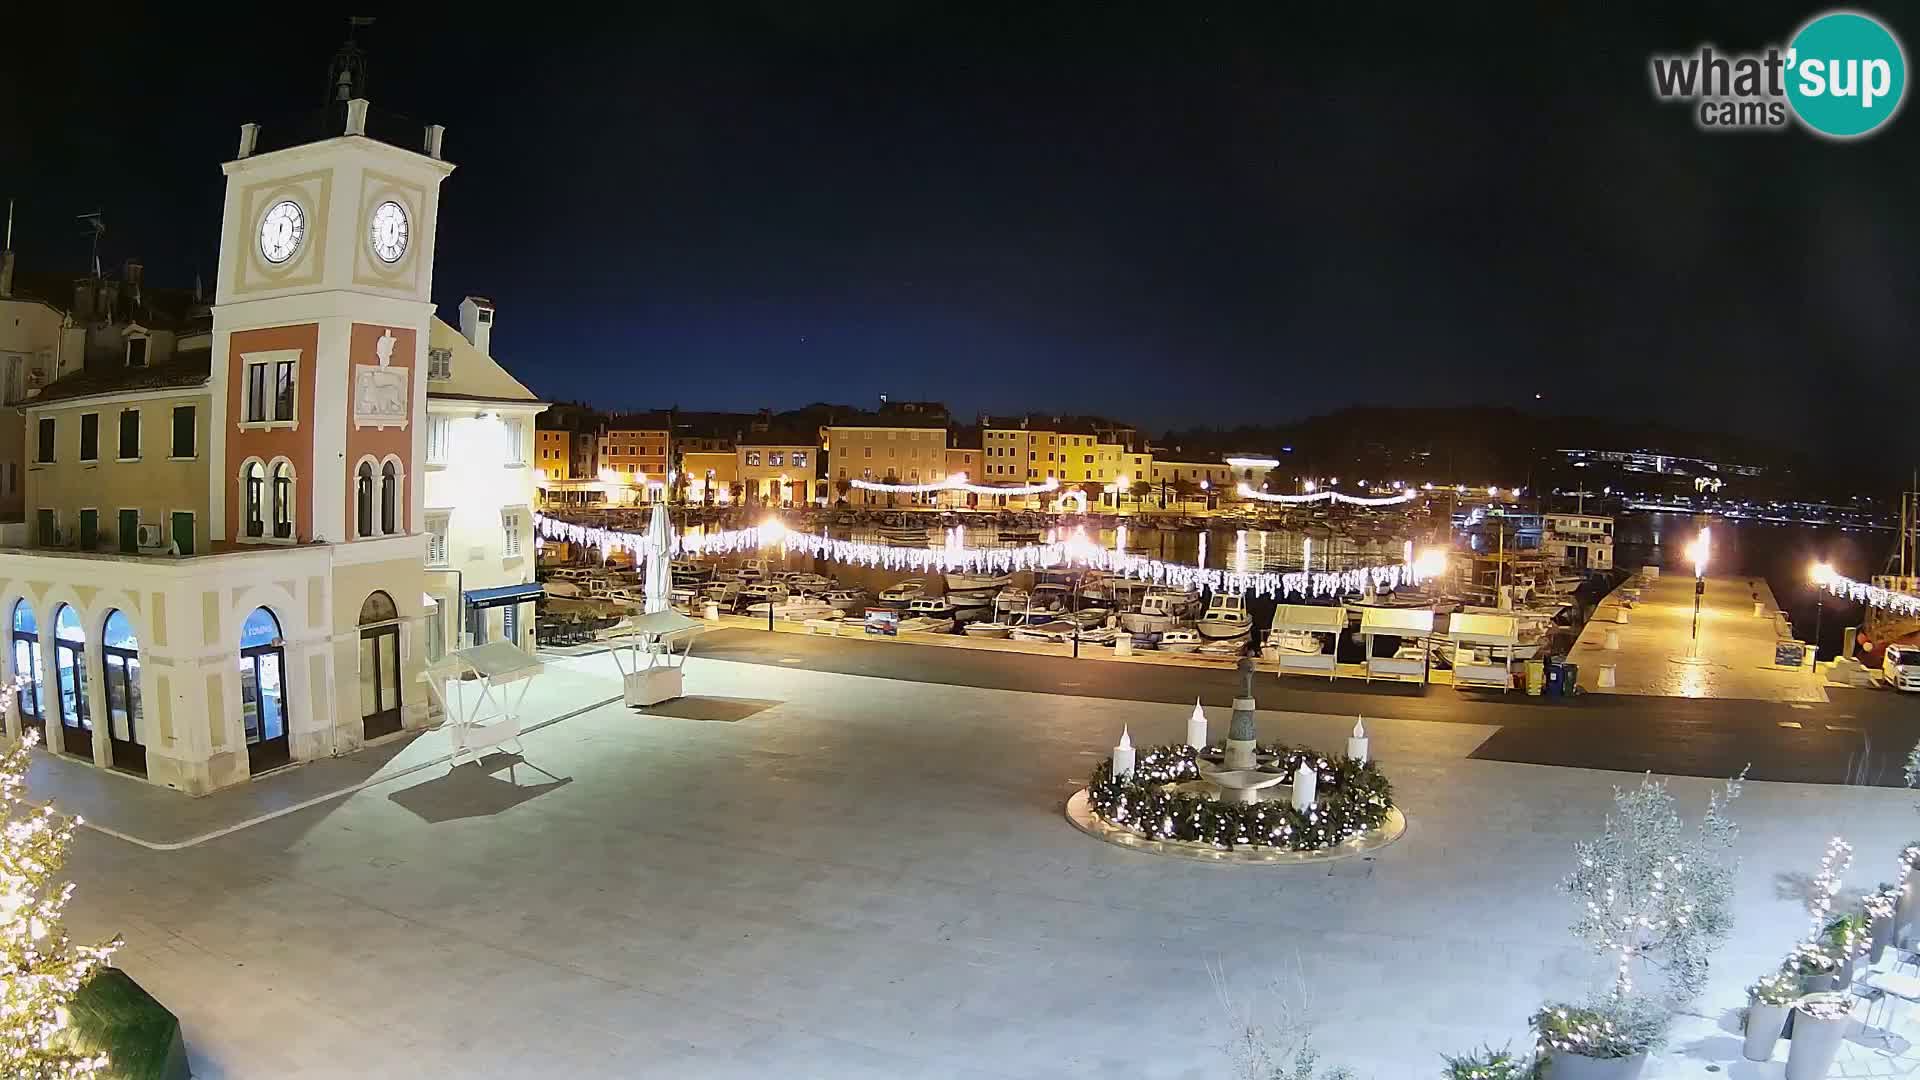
[
  {"left": 4, "top": 199, "right": 12, "bottom": 250},
  {"left": 75, "top": 211, "right": 104, "bottom": 278}
]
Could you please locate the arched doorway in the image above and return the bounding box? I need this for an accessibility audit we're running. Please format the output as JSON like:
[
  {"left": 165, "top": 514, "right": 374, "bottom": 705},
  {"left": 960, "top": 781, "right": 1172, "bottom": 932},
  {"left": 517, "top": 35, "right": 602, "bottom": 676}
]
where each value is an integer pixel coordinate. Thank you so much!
[
  {"left": 239, "top": 607, "right": 290, "bottom": 774},
  {"left": 52, "top": 604, "right": 90, "bottom": 761},
  {"left": 100, "top": 611, "right": 145, "bottom": 776},
  {"left": 9, "top": 601, "right": 43, "bottom": 740},
  {"left": 358, "top": 591, "right": 402, "bottom": 740}
]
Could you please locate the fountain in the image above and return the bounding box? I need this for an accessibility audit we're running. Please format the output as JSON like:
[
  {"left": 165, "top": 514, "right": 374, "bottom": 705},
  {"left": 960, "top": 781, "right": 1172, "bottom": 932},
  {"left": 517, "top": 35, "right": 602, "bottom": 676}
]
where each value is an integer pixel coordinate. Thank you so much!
[{"left": 1196, "top": 658, "right": 1292, "bottom": 804}]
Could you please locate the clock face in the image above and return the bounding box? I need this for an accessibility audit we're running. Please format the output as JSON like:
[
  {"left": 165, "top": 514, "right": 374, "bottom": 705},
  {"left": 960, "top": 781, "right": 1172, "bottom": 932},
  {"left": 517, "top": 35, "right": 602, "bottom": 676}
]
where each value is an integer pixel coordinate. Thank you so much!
[
  {"left": 258, "top": 200, "right": 306, "bottom": 265},
  {"left": 369, "top": 200, "right": 410, "bottom": 264}
]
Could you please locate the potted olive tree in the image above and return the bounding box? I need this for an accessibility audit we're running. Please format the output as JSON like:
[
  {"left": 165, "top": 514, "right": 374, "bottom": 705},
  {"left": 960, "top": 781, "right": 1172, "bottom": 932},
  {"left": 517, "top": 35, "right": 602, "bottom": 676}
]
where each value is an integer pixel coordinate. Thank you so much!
[
  {"left": 1442, "top": 1045, "right": 1534, "bottom": 1079},
  {"left": 1866, "top": 885, "right": 1899, "bottom": 963},
  {"left": 1531, "top": 1001, "right": 1661, "bottom": 1079},
  {"left": 1820, "top": 913, "right": 1867, "bottom": 992},
  {"left": 1742, "top": 972, "right": 1798, "bottom": 1062},
  {"left": 1542, "top": 774, "right": 1743, "bottom": 1075},
  {"left": 1785, "top": 992, "right": 1851, "bottom": 1080}
]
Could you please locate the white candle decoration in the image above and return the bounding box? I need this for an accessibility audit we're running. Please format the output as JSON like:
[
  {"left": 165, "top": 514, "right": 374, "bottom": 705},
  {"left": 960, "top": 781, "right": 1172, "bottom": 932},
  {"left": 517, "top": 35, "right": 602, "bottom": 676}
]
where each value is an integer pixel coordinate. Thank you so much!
[
  {"left": 1186, "top": 698, "right": 1208, "bottom": 750},
  {"left": 1111, "top": 725, "right": 1136, "bottom": 780},
  {"left": 1347, "top": 716, "right": 1369, "bottom": 764},
  {"left": 1292, "top": 761, "right": 1317, "bottom": 811}
]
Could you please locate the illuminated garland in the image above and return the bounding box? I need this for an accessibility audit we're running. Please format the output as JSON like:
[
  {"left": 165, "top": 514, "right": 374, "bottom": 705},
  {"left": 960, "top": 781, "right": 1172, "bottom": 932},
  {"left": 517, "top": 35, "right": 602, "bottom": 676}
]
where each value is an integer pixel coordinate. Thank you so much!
[
  {"left": 1814, "top": 569, "right": 1920, "bottom": 618},
  {"left": 1235, "top": 484, "right": 1418, "bottom": 507},
  {"left": 1085, "top": 742, "right": 1393, "bottom": 851},
  {"left": 534, "top": 513, "right": 1430, "bottom": 599},
  {"left": 851, "top": 474, "right": 1061, "bottom": 496}
]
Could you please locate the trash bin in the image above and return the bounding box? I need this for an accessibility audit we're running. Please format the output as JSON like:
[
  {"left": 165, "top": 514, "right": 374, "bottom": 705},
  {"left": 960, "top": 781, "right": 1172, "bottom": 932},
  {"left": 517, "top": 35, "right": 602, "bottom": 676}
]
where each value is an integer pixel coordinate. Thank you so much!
[{"left": 1525, "top": 659, "right": 1546, "bottom": 696}]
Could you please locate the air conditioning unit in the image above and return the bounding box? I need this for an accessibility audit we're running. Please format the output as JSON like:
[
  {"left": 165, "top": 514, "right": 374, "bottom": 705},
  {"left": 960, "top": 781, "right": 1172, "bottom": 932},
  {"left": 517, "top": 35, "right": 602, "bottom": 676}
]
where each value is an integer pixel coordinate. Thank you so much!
[{"left": 136, "top": 523, "right": 165, "bottom": 549}]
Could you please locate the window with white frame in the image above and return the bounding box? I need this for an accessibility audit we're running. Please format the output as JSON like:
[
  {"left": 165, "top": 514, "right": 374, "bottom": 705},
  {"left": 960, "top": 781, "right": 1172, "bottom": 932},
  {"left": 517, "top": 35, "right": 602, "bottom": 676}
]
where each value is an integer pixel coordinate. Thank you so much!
[
  {"left": 744, "top": 451, "right": 760, "bottom": 466},
  {"left": 244, "top": 356, "right": 297, "bottom": 424},
  {"left": 501, "top": 509, "right": 523, "bottom": 557},
  {"left": 426, "top": 415, "right": 450, "bottom": 464},
  {"left": 427, "top": 347, "right": 453, "bottom": 380},
  {"left": 768, "top": 452, "right": 783, "bottom": 467},
  {"left": 425, "top": 512, "right": 450, "bottom": 567},
  {"left": 791, "top": 451, "right": 807, "bottom": 468},
  {"left": 502, "top": 418, "right": 525, "bottom": 465}
]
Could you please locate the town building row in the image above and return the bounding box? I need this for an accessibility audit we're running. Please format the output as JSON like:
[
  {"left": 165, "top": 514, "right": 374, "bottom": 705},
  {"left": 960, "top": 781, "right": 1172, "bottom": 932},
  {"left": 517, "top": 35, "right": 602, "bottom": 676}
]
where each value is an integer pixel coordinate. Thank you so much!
[{"left": 532, "top": 401, "right": 1261, "bottom": 512}]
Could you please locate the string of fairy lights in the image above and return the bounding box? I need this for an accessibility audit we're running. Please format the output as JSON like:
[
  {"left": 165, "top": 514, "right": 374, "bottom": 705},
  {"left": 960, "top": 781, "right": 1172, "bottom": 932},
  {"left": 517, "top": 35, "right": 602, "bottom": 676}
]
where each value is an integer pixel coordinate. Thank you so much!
[
  {"left": 1234, "top": 484, "right": 1419, "bottom": 507},
  {"left": 533, "top": 513, "right": 1432, "bottom": 599},
  {"left": 1812, "top": 566, "right": 1920, "bottom": 617},
  {"left": 849, "top": 474, "right": 1063, "bottom": 496}
]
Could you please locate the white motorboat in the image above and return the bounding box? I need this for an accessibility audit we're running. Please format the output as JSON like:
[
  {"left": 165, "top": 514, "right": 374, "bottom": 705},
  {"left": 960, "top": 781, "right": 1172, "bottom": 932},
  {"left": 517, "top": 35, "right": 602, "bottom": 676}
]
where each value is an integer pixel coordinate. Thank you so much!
[
  {"left": 1196, "top": 594, "right": 1253, "bottom": 641},
  {"left": 991, "top": 588, "right": 1031, "bottom": 620},
  {"left": 669, "top": 559, "right": 711, "bottom": 583},
  {"left": 822, "top": 589, "right": 869, "bottom": 612},
  {"left": 700, "top": 580, "right": 742, "bottom": 606},
  {"left": 877, "top": 579, "right": 927, "bottom": 608},
  {"left": 905, "top": 597, "right": 958, "bottom": 622},
  {"left": 543, "top": 579, "right": 583, "bottom": 599},
  {"left": 1119, "top": 591, "right": 1183, "bottom": 634},
  {"left": 1157, "top": 628, "right": 1202, "bottom": 653},
  {"left": 736, "top": 581, "right": 790, "bottom": 609},
  {"left": 1010, "top": 619, "right": 1080, "bottom": 642},
  {"left": 738, "top": 558, "right": 768, "bottom": 580},
  {"left": 963, "top": 622, "right": 1015, "bottom": 639},
  {"left": 744, "top": 597, "right": 839, "bottom": 621},
  {"left": 1195, "top": 639, "right": 1248, "bottom": 659},
  {"left": 897, "top": 615, "right": 955, "bottom": 634},
  {"left": 944, "top": 570, "right": 1011, "bottom": 593},
  {"left": 1269, "top": 629, "right": 1326, "bottom": 655},
  {"left": 1020, "top": 584, "right": 1072, "bottom": 622}
]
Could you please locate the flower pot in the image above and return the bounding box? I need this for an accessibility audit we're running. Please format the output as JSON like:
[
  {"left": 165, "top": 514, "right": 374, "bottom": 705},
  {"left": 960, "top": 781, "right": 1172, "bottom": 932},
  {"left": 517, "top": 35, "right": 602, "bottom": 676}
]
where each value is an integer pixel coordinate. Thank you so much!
[
  {"left": 1897, "top": 879, "right": 1917, "bottom": 949},
  {"left": 1871, "top": 913, "right": 1894, "bottom": 964},
  {"left": 1544, "top": 1050, "right": 1649, "bottom": 1079},
  {"left": 1744, "top": 1000, "right": 1790, "bottom": 1061},
  {"left": 1785, "top": 1002, "right": 1849, "bottom": 1080}
]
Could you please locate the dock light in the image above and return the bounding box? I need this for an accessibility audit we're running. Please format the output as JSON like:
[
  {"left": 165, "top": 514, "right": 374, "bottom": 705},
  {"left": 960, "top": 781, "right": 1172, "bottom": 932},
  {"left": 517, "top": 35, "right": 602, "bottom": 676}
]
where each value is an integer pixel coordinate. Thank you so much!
[
  {"left": 1413, "top": 548, "right": 1449, "bottom": 581},
  {"left": 1811, "top": 561, "right": 1835, "bottom": 586},
  {"left": 597, "top": 467, "right": 620, "bottom": 485},
  {"left": 759, "top": 518, "right": 787, "bottom": 545},
  {"left": 1488, "top": 486, "right": 1500, "bottom": 498},
  {"left": 1302, "top": 480, "right": 1317, "bottom": 493},
  {"left": 1688, "top": 527, "right": 1711, "bottom": 579},
  {"left": 1199, "top": 479, "right": 1210, "bottom": 490}
]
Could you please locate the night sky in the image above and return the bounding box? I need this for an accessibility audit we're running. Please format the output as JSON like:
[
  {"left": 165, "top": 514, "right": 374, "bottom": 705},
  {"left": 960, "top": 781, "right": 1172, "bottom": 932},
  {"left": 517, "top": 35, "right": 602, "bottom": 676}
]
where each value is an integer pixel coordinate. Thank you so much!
[{"left": 5, "top": 5, "right": 1916, "bottom": 458}]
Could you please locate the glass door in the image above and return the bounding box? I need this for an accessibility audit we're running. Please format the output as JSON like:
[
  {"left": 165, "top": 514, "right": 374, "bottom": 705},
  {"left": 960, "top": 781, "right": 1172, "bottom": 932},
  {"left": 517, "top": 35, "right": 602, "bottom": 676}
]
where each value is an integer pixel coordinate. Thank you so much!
[
  {"left": 101, "top": 611, "right": 144, "bottom": 776},
  {"left": 359, "top": 624, "right": 402, "bottom": 740},
  {"left": 241, "top": 647, "right": 289, "bottom": 773},
  {"left": 53, "top": 624, "right": 90, "bottom": 760}
]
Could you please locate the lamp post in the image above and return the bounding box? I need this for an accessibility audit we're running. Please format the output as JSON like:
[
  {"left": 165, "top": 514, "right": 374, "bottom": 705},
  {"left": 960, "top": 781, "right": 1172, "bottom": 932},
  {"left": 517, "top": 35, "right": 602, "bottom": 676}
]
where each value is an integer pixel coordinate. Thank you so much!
[
  {"left": 1687, "top": 527, "right": 1710, "bottom": 656},
  {"left": 1810, "top": 560, "right": 1833, "bottom": 663}
]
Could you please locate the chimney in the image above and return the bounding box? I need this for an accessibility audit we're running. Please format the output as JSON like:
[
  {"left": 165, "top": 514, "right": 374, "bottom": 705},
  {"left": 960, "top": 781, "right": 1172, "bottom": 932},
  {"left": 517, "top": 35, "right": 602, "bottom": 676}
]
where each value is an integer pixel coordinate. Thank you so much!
[
  {"left": 458, "top": 296, "right": 495, "bottom": 355},
  {"left": 345, "top": 97, "right": 370, "bottom": 136},
  {"left": 237, "top": 122, "right": 259, "bottom": 159},
  {"left": 124, "top": 259, "right": 143, "bottom": 305},
  {"left": 423, "top": 124, "right": 446, "bottom": 160}
]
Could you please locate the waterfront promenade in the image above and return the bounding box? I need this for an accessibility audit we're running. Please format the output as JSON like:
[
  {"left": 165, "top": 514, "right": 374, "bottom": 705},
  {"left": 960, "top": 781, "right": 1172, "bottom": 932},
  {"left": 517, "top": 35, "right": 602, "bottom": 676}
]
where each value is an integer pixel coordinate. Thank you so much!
[{"left": 1568, "top": 572, "right": 1826, "bottom": 704}]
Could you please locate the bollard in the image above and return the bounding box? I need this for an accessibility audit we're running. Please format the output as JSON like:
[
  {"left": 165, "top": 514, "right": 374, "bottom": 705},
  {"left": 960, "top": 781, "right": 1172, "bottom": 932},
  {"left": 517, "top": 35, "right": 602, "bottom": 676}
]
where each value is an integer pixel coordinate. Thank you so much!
[
  {"left": 1615, "top": 608, "right": 1630, "bottom": 625},
  {"left": 1604, "top": 628, "right": 1619, "bottom": 651},
  {"left": 1113, "top": 633, "right": 1133, "bottom": 657},
  {"left": 703, "top": 600, "right": 721, "bottom": 623},
  {"left": 1753, "top": 601, "right": 1765, "bottom": 617},
  {"left": 1597, "top": 663, "right": 1616, "bottom": 688}
]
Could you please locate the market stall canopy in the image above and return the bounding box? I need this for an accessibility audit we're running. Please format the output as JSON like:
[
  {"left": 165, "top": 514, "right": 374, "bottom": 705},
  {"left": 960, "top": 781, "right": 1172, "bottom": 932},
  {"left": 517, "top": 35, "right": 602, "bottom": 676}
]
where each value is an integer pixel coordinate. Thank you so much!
[
  {"left": 1447, "top": 611, "right": 1520, "bottom": 646},
  {"left": 428, "top": 641, "right": 545, "bottom": 685},
  {"left": 1358, "top": 607, "right": 1435, "bottom": 636},
  {"left": 612, "top": 610, "right": 706, "bottom": 641},
  {"left": 1271, "top": 604, "right": 1347, "bottom": 634}
]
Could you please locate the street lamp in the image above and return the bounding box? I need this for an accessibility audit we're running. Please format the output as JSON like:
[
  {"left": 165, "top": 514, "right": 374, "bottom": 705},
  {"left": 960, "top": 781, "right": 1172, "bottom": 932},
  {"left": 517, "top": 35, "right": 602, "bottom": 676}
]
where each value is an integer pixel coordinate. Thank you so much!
[
  {"left": 1810, "top": 560, "right": 1834, "bottom": 661},
  {"left": 1686, "top": 527, "right": 1711, "bottom": 653}
]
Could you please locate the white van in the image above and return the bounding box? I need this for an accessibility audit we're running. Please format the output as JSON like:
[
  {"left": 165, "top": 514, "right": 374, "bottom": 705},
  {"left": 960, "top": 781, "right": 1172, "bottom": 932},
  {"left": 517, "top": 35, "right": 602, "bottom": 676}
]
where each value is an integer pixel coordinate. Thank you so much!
[{"left": 1884, "top": 644, "right": 1920, "bottom": 692}]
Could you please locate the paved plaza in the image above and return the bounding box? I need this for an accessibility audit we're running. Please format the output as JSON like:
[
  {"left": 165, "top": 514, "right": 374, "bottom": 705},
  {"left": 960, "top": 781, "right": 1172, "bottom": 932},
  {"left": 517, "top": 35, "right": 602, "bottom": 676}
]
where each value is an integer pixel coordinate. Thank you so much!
[{"left": 47, "top": 650, "right": 1920, "bottom": 1078}]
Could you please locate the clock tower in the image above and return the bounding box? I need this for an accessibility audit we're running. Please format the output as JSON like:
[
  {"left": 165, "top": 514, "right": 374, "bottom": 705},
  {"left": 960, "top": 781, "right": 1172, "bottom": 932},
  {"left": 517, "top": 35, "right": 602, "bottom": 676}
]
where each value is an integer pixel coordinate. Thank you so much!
[{"left": 208, "top": 87, "right": 455, "bottom": 754}]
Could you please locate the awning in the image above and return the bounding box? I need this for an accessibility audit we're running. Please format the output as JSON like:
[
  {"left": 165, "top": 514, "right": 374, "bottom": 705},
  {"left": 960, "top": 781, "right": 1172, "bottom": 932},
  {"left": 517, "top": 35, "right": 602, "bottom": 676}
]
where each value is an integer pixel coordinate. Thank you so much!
[
  {"left": 1447, "top": 612, "right": 1519, "bottom": 646},
  {"left": 1358, "top": 607, "right": 1435, "bottom": 636},
  {"left": 1271, "top": 604, "right": 1347, "bottom": 634},
  {"left": 427, "top": 641, "right": 544, "bottom": 686},
  {"left": 610, "top": 610, "right": 706, "bottom": 640},
  {"left": 465, "top": 582, "right": 544, "bottom": 608},
  {"left": 422, "top": 593, "right": 440, "bottom": 609}
]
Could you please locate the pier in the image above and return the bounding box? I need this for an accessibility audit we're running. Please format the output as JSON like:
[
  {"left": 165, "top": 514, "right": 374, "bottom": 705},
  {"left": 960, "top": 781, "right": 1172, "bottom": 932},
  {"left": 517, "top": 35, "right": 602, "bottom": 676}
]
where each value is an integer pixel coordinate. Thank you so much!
[{"left": 1568, "top": 571, "right": 1825, "bottom": 703}]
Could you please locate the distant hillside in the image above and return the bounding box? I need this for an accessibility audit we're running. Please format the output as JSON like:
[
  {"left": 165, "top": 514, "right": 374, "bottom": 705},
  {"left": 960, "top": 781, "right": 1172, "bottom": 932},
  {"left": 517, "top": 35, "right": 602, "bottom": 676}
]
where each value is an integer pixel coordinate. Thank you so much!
[{"left": 1157, "top": 406, "right": 1803, "bottom": 488}]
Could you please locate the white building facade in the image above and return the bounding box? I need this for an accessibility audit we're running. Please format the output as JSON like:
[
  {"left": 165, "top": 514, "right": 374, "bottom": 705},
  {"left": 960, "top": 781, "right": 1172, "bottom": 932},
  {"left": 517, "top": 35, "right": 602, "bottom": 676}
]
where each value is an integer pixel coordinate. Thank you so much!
[{"left": 423, "top": 298, "right": 547, "bottom": 657}]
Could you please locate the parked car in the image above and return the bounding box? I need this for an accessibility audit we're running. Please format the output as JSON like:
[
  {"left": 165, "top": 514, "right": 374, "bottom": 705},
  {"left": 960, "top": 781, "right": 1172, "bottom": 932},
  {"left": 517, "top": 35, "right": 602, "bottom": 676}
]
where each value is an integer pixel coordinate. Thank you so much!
[{"left": 1885, "top": 644, "right": 1920, "bottom": 692}]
